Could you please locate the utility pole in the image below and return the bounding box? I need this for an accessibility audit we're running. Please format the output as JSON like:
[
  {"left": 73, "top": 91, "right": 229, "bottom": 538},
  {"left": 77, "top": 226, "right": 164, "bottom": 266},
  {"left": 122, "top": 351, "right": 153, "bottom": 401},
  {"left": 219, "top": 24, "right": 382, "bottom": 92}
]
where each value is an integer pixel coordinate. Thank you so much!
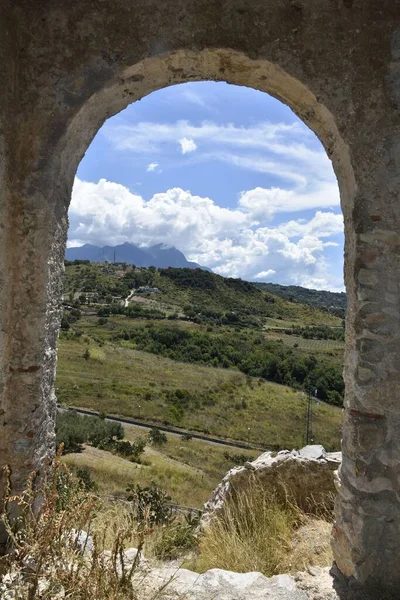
[{"left": 305, "top": 387, "right": 318, "bottom": 445}]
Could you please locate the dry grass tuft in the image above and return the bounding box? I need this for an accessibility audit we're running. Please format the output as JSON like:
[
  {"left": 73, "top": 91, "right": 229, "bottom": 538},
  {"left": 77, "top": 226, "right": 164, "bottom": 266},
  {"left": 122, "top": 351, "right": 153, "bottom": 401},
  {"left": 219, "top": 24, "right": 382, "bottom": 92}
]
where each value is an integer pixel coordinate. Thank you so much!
[
  {"left": 0, "top": 451, "right": 157, "bottom": 600},
  {"left": 189, "top": 479, "right": 333, "bottom": 577}
]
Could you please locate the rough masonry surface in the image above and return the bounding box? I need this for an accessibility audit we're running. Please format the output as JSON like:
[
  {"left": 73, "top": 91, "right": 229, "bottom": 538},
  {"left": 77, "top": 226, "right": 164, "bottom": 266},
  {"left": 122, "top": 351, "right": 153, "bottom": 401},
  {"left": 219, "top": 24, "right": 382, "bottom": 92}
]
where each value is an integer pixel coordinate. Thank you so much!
[
  {"left": 0, "top": 2, "right": 400, "bottom": 597},
  {"left": 201, "top": 445, "right": 341, "bottom": 529}
]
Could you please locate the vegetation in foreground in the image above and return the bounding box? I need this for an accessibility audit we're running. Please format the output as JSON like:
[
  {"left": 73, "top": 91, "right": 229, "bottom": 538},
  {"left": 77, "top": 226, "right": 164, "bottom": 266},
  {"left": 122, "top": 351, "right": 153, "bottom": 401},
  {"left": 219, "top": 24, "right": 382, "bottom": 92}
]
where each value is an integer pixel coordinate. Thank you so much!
[
  {"left": 0, "top": 458, "right": 152, "bottom": 600},
  {"left": 1, "top": 458, "right": 334, "bottom": 599}
]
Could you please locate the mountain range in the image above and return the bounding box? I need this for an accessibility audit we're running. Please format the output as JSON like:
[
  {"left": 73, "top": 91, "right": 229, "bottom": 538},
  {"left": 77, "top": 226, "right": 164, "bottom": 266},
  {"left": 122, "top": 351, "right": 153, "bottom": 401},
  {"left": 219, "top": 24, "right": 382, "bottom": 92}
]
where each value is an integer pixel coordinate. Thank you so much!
[{"left": 65, "top": 242, "right": 210, "bottom": 270}]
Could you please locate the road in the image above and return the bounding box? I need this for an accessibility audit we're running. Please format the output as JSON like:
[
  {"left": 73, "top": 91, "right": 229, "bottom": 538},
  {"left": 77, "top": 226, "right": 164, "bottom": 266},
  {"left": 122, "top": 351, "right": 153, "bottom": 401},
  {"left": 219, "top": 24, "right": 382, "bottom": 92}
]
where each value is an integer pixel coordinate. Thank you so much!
[{"left": 57, "top": 405, "right": 268, "bottom": 452}]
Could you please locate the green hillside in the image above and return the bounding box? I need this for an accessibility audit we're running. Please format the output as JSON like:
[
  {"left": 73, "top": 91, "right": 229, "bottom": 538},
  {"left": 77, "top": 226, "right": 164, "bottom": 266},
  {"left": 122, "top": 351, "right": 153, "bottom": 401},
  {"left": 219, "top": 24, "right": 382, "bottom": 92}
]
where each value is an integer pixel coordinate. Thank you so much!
[
  {"left": 64, "top": 263, "right": 341, "bottom": 328},
  {"left": 58, "top": 262, "right": 344, "bottom": 453}
]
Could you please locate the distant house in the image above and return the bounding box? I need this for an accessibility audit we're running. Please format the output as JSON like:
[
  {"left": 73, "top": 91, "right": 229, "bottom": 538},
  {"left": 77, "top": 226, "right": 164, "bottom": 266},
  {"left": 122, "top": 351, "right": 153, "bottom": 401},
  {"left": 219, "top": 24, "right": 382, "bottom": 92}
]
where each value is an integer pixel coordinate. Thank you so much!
[{"left": 137, "top": 286, "right": 160, "bottom": 293}]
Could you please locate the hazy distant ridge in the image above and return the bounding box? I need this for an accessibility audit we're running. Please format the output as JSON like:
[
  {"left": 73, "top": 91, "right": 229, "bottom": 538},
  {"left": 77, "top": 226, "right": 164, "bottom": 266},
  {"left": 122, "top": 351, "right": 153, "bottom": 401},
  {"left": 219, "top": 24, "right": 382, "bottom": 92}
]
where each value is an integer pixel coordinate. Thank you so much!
[
  {"left": 254, "top": 282, "right": 346, "bottom": 318},
  {"left": 66, "top": 242, "right": 210, "bottom": 271}
]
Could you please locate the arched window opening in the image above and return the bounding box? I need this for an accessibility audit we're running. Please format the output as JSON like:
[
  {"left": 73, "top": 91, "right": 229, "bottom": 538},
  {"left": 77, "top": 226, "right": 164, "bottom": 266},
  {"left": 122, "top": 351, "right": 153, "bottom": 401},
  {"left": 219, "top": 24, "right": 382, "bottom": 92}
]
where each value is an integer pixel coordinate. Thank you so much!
[{"left": 56, "top": 83, "right": 344, "bottom": 559}]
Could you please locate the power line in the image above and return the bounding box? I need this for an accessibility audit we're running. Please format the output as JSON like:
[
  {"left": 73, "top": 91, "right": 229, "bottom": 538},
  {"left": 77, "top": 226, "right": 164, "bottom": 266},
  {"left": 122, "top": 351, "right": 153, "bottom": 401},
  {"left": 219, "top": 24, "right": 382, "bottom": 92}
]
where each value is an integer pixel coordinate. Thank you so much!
[{"left": 304, "top": 387, "right": 318, "bottom": 446}]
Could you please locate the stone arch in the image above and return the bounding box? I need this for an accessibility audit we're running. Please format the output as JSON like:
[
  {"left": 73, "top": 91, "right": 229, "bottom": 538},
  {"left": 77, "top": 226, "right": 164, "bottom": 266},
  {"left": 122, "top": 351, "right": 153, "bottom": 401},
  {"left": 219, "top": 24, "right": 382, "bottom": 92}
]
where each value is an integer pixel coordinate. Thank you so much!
[
  {"left": 59, "top": 49, "right": 355, "bottom": 205},
  {"left": 1, "top": 2, "right": 400, "bottom": 597}
]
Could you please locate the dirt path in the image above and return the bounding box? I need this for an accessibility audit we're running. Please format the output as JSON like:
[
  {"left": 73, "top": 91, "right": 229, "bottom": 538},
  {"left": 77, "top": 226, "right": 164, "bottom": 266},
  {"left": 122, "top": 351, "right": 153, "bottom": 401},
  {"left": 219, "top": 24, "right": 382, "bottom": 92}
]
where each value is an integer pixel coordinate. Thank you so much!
[
  {"left": 143, "top": 443, "right": 206, "bottom": 477},
  {"left": 123, "top": 289, "right": 136, "bottom": 307}
]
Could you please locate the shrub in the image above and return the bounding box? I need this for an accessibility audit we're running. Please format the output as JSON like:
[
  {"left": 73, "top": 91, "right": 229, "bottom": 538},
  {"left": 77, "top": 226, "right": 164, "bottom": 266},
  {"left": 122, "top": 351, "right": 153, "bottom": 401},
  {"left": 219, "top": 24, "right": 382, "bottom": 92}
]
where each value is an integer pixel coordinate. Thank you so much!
[
  {"left": 56, "top": 411, "right": 124, "bottom": 455},
  {"left": 126, "top": 483, "right": 173, "bottom": 526},
  {"left": 75, "top": 467, "right": 98, "bottom": 492},
  {"left": 103, "top": 437, "right": 146, "bottom": 462},
  {"left": 148, "top": 427, "right": 167, "bottom": 446},
  {"left": 61, "top": 316, "right": 70, "bottom": 330},
  {"left": 153, "top": 521, "right": 197, "bottom": 560}
]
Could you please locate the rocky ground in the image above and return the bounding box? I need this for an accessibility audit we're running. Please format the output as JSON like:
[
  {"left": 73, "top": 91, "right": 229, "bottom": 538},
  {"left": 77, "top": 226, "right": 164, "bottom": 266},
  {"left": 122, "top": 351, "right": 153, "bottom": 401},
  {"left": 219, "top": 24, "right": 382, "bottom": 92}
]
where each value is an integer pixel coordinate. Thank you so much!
[{"left": 135, "top": 561, "right": 338, "bottom": 600}]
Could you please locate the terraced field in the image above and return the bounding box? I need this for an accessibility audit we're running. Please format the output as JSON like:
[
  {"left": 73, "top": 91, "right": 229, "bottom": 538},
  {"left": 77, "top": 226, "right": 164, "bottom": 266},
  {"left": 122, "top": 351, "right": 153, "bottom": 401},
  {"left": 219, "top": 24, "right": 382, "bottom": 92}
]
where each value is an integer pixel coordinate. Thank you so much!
[{"left": 264, "top": 331, "right": 344, "bottom": 352}]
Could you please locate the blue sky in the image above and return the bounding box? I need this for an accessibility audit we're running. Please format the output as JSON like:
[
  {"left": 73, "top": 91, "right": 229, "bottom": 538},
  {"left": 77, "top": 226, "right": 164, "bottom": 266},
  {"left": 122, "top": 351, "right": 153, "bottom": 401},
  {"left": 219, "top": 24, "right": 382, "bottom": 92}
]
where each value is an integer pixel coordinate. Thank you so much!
[{"left": 71, "top": 81, "right": 344, "bottom": 291}]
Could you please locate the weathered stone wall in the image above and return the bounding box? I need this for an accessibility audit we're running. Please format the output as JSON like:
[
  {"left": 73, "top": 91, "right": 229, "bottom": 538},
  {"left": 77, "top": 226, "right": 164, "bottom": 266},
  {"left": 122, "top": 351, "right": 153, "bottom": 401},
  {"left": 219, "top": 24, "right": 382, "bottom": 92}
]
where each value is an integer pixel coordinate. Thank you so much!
[
  {"left": 0, "top": 2, "right": 399, "bottom": 596},
  {"left": 201, "top": 445, "right": 341, "bottom": 528}
]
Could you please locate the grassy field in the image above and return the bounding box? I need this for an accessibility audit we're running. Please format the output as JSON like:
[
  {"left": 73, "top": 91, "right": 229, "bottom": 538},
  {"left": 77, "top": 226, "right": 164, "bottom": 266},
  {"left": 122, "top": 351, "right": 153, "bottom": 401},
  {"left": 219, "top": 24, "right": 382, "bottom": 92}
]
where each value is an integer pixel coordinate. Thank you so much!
[
  {"left": 62, "top": 423, "right": 257, "bottom": 507},
  {"left": 63, "top": 444, "right": 211, "bottom": 507},
  {"left": 56, "top": 334, "right": 342, "bottom": 451},
  {"left": 124, "top": 424, "right": 257, "bottom": 483},
  {"left": 58, "top": 263, "right": 344, "bottom": 517}
]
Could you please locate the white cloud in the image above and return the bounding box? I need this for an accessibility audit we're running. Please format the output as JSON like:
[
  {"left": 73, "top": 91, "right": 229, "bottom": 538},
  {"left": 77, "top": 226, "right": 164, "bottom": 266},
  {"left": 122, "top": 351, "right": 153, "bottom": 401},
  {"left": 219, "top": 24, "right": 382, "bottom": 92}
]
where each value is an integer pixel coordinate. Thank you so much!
[
  {"left": 147, "top": 162, "right": 159, "bottom": 172},
  {"left": 68, "top": 178, "right": 344, "bottom": 291},
  {"left": 103, "top": 119, "right": 339, "bottom": 215},
  {"left": 276, "top": 211, "right": 343, "bottom": 238},
  {"left": 254, "top": 270, "right": 276, "bottom": 280},
  {"left": 238, "top": 185, "right": 339, "bottom": 219},
  {"left": 179, "top": 138, "right": 197, "bottom": 154},
  {"left": 105, "top": 120, "right": 300, "bottom": 155}
]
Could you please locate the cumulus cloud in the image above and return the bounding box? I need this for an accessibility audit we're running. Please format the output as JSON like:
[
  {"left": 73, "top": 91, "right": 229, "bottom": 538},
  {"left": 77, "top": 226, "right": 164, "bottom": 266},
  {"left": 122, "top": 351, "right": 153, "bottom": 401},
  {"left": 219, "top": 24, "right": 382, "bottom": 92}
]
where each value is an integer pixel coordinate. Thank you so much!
[
  {"left": 238, "top": 185, "right": 339, "bottom": 219},
  {"left": 68, "top": 178, "right": 344, "bottom": 290},
  {"left": 179, "top": 137, "right": 197, "bottom": 154},
  {"left": 276, "top": 211, "right": 343, "bottom": 238},
  {"left": 147, "top": 162, "right": 159, "bottom": 172}
]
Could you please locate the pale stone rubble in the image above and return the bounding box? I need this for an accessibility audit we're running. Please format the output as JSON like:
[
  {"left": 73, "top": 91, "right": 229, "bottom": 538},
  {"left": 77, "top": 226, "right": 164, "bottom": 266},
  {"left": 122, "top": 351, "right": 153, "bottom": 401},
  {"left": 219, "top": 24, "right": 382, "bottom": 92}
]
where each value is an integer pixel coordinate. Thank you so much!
[
  {"left": 1, "top": 555, "right": 338, "bottom": 600},
  {"left": 137, "top": 566, "right": 311, "bottom": 600}
]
